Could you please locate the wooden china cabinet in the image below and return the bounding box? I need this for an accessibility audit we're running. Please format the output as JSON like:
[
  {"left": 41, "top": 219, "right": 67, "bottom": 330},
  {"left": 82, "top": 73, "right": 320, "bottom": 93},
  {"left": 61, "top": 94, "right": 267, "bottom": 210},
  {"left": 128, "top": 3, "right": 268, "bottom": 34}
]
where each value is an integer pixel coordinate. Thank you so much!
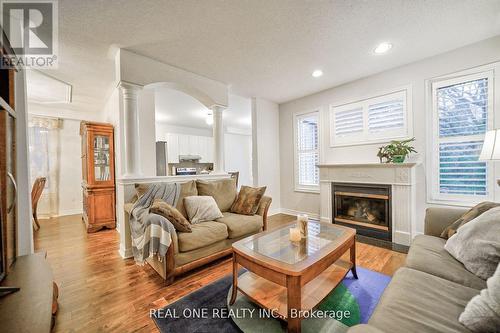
[{"left": 80, "top": 122, "right": 116, "bottom": 233}]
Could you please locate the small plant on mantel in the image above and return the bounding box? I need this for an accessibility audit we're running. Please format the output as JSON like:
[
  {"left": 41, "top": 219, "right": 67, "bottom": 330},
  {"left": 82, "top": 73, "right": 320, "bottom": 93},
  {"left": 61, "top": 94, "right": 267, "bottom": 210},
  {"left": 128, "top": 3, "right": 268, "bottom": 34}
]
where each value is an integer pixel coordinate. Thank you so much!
[{"left": 377, "top": 138, "right": 417, "bottom": 163}]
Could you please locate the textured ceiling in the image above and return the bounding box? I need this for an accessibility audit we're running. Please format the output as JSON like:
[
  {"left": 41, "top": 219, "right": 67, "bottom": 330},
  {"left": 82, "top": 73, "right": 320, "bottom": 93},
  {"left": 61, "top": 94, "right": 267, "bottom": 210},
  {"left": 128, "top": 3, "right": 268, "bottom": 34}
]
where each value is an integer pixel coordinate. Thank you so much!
[{"left": 35, "top": 0, "right": 500, "bottom": 117}]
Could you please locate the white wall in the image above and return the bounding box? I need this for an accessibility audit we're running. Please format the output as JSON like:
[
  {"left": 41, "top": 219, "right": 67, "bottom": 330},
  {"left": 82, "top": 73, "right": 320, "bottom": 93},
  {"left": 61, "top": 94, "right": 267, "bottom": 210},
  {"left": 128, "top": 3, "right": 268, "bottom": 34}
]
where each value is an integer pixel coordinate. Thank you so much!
[
  {"left": 57, "top": 119, "right": 83, "bottom": 216},
  {"left": 155, "top": 123, "right": 212, "bottom": 140},
  {"left": 253, "top": 97, "right": 281, "bottom": 214},
  {"left": 279, "top": 36, "right": 500, "bottom": 234},
  {"left": 225, "top": 132, "right": 252, "bottom": 187}
]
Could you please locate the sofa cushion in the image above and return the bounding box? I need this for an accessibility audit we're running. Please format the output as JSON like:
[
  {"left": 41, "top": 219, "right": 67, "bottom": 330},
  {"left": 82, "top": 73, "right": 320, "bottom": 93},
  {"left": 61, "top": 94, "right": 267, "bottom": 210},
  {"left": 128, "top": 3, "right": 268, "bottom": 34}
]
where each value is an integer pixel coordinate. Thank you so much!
[
  {"left": 176, "top": 180, "right": 198, "bottom": 219},
  {"left": 216, "top": 212, "right": 263, "bottom": 239},
  {"left": 230, "top": 186, "right": 267, "bottom": 215},
  {"left": 406, "top": 235, "right": 486, "bottom": 290},
  {"left": 177, "top": 221, "right": 228, "bottom": 252},
  {"left": 441, "top": 201, "right": 500, "bottom": 239},
  {"left": 445, "top": 206, "right": 500, "bottom": 280},
  {"left": 196, "top": 179, "right": 237, "bottom": 212},
  {"left": 150, "top": 199, "right": 191, "bottom": 232},
  {"left": 369, "top": 267, "right": 480, "bottom": 333}
]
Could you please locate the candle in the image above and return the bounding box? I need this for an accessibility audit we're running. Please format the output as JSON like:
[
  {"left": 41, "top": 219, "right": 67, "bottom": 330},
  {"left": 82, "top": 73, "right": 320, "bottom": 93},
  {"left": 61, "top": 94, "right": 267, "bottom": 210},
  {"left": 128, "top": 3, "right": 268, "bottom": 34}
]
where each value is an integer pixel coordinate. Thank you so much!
[
  {"left": 289, "top": 228, "right": 301, "bottom": 242},
  {"left": 297, "top": 214, "right": 309, "bottom": 238}
]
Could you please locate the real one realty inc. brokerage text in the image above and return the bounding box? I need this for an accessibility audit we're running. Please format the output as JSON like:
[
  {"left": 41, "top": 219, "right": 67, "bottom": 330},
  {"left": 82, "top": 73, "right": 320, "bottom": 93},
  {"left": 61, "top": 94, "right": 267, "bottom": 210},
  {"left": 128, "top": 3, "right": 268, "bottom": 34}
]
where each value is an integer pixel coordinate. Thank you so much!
[{"left": 150, "top": 308, "right": 352, "bottom": 320}]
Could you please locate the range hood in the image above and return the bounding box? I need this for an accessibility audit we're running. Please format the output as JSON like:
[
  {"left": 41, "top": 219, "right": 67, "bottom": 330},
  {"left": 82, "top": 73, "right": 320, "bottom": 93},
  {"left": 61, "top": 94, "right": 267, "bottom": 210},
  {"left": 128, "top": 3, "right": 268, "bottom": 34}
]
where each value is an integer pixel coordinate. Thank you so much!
[{"left": 179, "top": 155, "right": 201, "bottom": 162}]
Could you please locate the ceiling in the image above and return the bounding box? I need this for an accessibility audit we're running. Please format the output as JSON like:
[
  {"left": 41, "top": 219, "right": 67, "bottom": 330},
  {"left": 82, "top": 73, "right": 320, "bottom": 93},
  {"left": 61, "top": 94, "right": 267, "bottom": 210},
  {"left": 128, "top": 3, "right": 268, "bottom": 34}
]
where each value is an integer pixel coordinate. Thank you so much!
[
  {"left": 34, "top": 0, "right": 500, "bottom": 117},
  {"left": 155, "top": 88, "right": 252, "bottom": 130}
]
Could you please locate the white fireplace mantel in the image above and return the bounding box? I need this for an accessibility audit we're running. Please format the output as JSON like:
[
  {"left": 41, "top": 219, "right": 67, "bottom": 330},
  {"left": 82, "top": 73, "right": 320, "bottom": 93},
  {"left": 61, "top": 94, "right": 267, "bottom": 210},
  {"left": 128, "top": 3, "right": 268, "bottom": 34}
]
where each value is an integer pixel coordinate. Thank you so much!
[{"left": 318, "top": 163, "right": 419, "bottom": 246}]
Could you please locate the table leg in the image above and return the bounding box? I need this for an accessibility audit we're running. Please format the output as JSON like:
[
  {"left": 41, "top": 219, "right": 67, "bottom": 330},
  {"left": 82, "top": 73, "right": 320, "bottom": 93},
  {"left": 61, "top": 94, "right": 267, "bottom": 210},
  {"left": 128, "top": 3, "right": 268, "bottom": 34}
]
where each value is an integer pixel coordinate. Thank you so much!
[
  {"left": 286, "top": 275, "right": 301, "bottom": 333},
  {"left": 229, "top": 254, "right": 238, "bottom": 305},
  {"left": 350, "top": 240, "right": 358, "bottom": 279}
]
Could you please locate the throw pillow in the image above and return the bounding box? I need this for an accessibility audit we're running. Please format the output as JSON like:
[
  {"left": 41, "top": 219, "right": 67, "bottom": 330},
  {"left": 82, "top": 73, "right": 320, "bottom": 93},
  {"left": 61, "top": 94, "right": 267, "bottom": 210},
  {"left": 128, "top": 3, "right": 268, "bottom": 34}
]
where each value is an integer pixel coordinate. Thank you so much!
[
  {"left": 184, "top": 196, "right": 224, "bottom": 224},
  {"left": 441, "top": 201, "right": 500, "bottom": 239},
  {"left": 230, "top": 186, "right": 267, "bottom": 215},
  {"left": 150, "top": 199, "right": 192, "bottom": 233},
  {"left": 175, "top": 180, "right": 198, "bottom": 219},
  {"left": 459, "top": 263, "right": 500, "bottom": 332},
  {"left": 444, "top": 206, "right": 500, "bottom": 280},
  {"left": 196, "top": 179, "right": 237, "bottom": 212}
]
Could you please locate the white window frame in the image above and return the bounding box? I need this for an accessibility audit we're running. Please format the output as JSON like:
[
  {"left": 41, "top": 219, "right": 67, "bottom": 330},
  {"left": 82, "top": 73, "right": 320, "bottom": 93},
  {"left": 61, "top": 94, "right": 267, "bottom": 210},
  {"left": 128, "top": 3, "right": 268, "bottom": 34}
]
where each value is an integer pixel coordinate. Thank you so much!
[
  {"left": 329, "top": 87, "right": 412, "bottom": 147},
  {"left": 293, "top": 109, "right": 321, "bottom": 193},
  {"left": 427, "top": 68, "right": 496, "bottom": 206}
]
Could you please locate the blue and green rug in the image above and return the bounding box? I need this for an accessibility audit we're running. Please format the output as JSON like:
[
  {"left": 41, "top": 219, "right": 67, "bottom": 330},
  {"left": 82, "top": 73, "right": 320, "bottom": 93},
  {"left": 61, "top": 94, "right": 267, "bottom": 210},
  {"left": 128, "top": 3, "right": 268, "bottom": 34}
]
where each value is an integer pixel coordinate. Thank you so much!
[{"left": 152, "top": 267, "right": 390, "bottom": 333}]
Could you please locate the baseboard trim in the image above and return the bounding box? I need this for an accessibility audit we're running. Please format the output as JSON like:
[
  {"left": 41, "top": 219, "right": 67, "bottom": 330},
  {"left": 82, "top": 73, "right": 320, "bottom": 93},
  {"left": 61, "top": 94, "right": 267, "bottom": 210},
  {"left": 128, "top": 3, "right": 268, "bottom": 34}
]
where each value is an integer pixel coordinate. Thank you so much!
[
  {"left": 57, "top": 209, "right": 83, "bottom": 217},
  {"left": 279, "top": 208, "right": 320, "bottom": 220},
  {"left": 119, "top": 246, "right": 133, "bottom": 259}
]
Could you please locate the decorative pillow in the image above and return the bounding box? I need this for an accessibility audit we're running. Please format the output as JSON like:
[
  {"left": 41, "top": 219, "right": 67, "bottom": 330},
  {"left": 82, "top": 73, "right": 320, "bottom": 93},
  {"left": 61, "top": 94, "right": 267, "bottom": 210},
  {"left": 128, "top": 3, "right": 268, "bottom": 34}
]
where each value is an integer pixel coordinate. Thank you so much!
[
  {"left": 459, "top": 263, "right": 500, "bottom": 332},
  {"left": 444, "top": 206, "right": 500, "bottom": 280},
  {"left": 184, "top": 196, "right": 223, "bottom": 224},
  {"left": 441, "top": 201, "right": 500, "bottom": 239},
  {"left": 196, "top": 179, "right": 237, "bottom": 212},
  {"left": 175, "top": 180, "right": 198, "bottom": 219},
  {"left": 150, "top": 199, "right": 192, "bottom": 233},
  {"left": 230, "top": 186, "right": 267, "bottom": 215}
]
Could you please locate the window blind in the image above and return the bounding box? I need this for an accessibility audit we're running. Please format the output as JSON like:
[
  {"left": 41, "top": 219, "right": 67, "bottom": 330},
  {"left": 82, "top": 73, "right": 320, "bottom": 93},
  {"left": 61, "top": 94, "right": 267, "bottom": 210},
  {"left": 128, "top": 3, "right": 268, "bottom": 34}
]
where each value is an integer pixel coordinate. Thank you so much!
[
  {"left": 296, "top": 113, "right": 319, "bottom": 188},
  {"left": 368, "top": 99, "right": 404, "bottom": 133},
  {"left": 435, "top": 77, "right": 490, "bottom": 198},
  {"left": 334, "top": 108, "right": 363, "bottom": 137},
  {"left": 330, "top": 89, "right": 409, "bottom": 146}
]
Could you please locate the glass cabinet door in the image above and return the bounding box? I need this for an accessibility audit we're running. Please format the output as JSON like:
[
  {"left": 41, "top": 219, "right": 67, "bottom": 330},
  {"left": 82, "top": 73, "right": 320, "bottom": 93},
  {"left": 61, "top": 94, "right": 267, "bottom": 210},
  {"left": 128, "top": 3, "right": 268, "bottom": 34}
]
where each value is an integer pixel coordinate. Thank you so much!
[{"left": 93, "top": 135, "right": 111, "bottom": 181}]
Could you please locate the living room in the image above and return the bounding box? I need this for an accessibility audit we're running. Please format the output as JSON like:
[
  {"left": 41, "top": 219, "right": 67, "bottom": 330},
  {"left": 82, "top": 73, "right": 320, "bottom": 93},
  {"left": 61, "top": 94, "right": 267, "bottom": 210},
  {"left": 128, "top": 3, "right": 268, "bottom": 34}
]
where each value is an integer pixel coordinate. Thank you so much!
[{"left": 0, "top": 1, "right": 499, "bottom": 333}]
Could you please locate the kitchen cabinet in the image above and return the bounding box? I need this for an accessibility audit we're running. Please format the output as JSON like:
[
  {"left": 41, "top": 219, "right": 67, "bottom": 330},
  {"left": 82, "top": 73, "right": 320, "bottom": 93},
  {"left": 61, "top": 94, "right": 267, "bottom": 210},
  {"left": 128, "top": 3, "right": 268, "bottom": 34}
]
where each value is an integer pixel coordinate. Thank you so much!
[
  {"left": 165, "top": 133, "right": 213, "bottom": 163},
  {"left": 166, "top": 133, "right": 179, "bottom": 163}
]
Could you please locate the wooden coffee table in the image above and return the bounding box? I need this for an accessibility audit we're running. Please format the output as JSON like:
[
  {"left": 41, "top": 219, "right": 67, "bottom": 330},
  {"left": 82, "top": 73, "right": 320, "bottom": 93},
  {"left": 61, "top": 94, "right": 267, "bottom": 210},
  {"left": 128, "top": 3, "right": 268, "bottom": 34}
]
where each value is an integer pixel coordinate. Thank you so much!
[{"left": 230, "top": 221, "right": 357, "bottom": 333}]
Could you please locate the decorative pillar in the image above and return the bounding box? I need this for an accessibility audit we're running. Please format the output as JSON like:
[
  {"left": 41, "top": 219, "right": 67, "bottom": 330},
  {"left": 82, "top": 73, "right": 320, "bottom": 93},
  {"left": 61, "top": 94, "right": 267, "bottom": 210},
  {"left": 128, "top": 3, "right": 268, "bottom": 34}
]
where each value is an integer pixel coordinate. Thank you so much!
[
  {"left": 119, "top": 82, "right": 143, "bottom": 177},
  {"left": 212, "top": 105, "right": 225, "bottom": 173}
]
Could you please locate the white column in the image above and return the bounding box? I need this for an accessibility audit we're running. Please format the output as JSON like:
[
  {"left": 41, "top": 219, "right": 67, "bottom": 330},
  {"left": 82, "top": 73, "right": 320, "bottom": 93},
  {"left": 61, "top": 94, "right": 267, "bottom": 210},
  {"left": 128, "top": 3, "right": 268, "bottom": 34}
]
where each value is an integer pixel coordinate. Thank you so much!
[
  {"left": 212, "top": 105, "right": 225, "bottom": 173},
  {"left": 120, "top": 82, "right": 143, "bottom": 177}
]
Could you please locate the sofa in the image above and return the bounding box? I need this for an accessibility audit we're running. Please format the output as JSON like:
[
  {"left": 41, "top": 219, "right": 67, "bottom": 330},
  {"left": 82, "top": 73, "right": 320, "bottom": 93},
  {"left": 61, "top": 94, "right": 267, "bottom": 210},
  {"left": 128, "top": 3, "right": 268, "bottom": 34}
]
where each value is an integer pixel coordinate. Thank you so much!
[
  {"left": 124, "top": 179, "right": 272, "bottom": 284},
  {"left": 348, "top": 207, "right": 486, "bottom": 333}
]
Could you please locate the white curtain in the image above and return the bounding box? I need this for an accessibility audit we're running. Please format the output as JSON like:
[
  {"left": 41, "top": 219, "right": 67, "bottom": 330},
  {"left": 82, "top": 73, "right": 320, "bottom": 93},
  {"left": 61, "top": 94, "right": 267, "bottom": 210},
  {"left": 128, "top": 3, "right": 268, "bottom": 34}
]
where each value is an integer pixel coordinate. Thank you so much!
[{"left": 28, "top": 116, "right": 62, "bottom": 218}]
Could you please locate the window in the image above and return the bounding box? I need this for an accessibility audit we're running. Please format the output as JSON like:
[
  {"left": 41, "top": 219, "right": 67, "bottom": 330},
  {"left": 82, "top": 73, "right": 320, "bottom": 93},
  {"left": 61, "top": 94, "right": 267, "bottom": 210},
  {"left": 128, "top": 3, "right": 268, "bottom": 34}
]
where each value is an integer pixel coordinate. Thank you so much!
[
  {"left": 330, "top": 89, "right": 410, "bottom": 146},
  {"left": 294, "top": 111, "right": 320, "bottom": 192},
  {"left": 430, "top": 71, "right": 494, "bottom": 203}
]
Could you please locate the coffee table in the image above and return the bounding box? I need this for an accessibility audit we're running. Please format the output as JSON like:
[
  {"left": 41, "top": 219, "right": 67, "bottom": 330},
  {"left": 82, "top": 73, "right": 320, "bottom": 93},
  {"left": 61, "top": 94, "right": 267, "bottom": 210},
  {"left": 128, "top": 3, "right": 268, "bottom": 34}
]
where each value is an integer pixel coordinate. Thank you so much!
[{"left": 230, "top": 221, "right": 357, "bottom": 333}]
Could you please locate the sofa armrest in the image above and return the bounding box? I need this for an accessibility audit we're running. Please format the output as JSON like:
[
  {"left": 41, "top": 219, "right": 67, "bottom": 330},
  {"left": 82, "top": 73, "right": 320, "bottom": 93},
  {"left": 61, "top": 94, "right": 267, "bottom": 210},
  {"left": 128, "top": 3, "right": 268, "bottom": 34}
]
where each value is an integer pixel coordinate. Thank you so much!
[
  {"left": 347, "top": 324, "right": 387, "bottom": 333},
  {"left": 123, "top": 203, "right": 179, "bottom": 254},
  {"left": 424, "top": 207, "right": 468, "bottom": 237},
  {"left": 256, "top": 196, "right": 272, "bottom": 231}
]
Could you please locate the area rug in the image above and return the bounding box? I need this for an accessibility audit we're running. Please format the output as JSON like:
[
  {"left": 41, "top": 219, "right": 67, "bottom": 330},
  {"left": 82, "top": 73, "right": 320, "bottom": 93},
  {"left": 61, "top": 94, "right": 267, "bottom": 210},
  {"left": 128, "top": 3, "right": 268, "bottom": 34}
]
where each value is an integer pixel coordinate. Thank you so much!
[{"left": 152, "top": 267, "right": 390, "bottom": 333}]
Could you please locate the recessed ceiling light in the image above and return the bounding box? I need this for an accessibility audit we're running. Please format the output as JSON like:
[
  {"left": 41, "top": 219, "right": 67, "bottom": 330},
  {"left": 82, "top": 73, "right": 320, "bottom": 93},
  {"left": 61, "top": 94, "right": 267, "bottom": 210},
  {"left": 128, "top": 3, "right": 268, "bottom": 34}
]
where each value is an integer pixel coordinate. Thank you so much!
[
  {"left": 312, "top": 70, "right": 323, "bottom": 78},
  {"left": 374, "top": 42, "right": 392, "bottom": 54}
]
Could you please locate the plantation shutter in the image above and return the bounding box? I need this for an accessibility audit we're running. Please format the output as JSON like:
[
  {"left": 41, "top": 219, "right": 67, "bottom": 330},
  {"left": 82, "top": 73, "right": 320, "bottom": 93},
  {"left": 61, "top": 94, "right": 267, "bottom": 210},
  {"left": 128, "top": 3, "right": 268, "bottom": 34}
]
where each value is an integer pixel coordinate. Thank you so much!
[
  {"left": 435, "top": 76, "right": 491, "bottom": 199},
  {"left": 297, "top": 113, "right": 319, "bottom": 188},
  {"left": 331, "top": 90, "right": 408, "bottom": 146}
]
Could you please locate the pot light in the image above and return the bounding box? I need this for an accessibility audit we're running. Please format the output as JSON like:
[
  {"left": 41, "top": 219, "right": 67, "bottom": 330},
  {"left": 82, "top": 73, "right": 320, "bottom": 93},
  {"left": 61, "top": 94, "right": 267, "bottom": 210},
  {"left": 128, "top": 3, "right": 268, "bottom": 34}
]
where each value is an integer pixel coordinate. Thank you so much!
[
  {"left": 312, "top": 69, "right": 323, "bottom": 78},
  {"left": 374, "top": 42, "right": 392, "bottom": 54}
]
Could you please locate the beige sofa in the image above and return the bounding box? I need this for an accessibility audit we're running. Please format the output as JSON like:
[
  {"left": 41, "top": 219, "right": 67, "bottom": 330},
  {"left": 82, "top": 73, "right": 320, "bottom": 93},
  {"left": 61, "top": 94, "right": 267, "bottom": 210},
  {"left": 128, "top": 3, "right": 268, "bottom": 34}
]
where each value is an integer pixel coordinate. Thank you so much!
[
  {"left": 124, "top": 179, "right": 272, "bottom": 284},
  {"left": 349, "top": 207, "right": 485, "bottom": 333}
]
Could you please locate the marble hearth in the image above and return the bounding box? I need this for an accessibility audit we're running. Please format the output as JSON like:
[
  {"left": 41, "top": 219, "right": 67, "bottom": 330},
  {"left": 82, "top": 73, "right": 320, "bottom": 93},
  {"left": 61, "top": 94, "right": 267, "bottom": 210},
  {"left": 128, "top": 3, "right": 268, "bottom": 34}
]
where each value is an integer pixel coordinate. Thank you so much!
[{"left": 318, "top": 163, "right": 418, "bottom": 246}]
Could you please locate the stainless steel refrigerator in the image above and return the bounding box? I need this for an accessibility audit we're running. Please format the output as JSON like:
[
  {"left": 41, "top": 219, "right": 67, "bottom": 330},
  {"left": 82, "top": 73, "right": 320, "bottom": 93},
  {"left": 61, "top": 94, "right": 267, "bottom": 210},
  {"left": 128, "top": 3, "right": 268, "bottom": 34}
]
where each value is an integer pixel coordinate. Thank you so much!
[{"left": 156, "top": 141, "right": 168, "bottom": 176}]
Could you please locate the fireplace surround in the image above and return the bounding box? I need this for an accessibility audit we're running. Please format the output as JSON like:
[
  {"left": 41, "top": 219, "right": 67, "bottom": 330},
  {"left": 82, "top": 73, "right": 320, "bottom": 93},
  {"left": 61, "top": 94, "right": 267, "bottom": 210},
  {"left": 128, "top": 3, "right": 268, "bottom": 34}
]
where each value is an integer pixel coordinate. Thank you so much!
[
  {"left": 332, "top": 182, "right": 392, "bottom": 241},
  {"left": 318, "top": 163, "right": 418, "bottom": 246}
]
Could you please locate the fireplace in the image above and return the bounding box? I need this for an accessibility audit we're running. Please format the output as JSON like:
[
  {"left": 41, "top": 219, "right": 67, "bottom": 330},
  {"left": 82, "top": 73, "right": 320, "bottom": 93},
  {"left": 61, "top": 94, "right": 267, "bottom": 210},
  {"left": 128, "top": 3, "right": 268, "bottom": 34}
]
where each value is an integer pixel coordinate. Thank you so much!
[{"left": 332, "top": 182, "right": 392, "bottom": 241}]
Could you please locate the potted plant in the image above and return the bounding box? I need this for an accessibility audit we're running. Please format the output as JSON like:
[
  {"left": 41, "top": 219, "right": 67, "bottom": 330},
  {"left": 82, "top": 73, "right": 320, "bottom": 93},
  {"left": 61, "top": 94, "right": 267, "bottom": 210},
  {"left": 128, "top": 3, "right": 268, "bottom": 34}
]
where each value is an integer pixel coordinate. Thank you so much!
[{"left": 377, "top": 138, "right": 417, "bottom": 163}]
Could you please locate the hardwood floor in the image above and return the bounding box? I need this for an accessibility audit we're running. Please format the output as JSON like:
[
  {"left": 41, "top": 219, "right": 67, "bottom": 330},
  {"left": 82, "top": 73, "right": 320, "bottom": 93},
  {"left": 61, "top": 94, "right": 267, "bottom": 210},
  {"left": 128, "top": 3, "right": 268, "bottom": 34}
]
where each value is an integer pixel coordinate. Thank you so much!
[{"left": 34, "top": 213, "right": 406, "bottom": 333}]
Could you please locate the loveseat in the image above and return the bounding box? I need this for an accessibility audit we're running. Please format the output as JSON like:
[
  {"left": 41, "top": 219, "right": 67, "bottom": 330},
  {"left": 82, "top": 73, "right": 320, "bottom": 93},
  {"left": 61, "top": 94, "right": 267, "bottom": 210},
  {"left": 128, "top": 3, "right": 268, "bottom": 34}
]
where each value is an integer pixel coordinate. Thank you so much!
[
  {"left": 124, "top": 178, "right": 272, "bottom": 284},
  {"left": 349, "top": 207, "right": 485, "bottom": 333}
]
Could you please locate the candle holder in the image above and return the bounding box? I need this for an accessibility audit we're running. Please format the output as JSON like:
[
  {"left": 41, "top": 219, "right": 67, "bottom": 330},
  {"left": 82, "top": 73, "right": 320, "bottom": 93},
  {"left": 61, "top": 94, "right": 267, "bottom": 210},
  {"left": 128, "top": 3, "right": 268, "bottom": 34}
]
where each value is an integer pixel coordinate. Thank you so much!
[
  {"left": 289, "top": 227, "right": 301, "bottom": 243},
  {"left": 297, "top": 214, "right": 309, "bottom": 238}
]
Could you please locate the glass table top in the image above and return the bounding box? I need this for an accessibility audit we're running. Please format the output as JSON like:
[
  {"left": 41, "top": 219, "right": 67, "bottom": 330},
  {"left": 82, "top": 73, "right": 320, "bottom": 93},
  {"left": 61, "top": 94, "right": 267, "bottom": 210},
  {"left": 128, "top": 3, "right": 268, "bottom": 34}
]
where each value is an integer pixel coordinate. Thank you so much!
[{"left": 243, "top": 221, "right": 348, "bottom": 265}]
